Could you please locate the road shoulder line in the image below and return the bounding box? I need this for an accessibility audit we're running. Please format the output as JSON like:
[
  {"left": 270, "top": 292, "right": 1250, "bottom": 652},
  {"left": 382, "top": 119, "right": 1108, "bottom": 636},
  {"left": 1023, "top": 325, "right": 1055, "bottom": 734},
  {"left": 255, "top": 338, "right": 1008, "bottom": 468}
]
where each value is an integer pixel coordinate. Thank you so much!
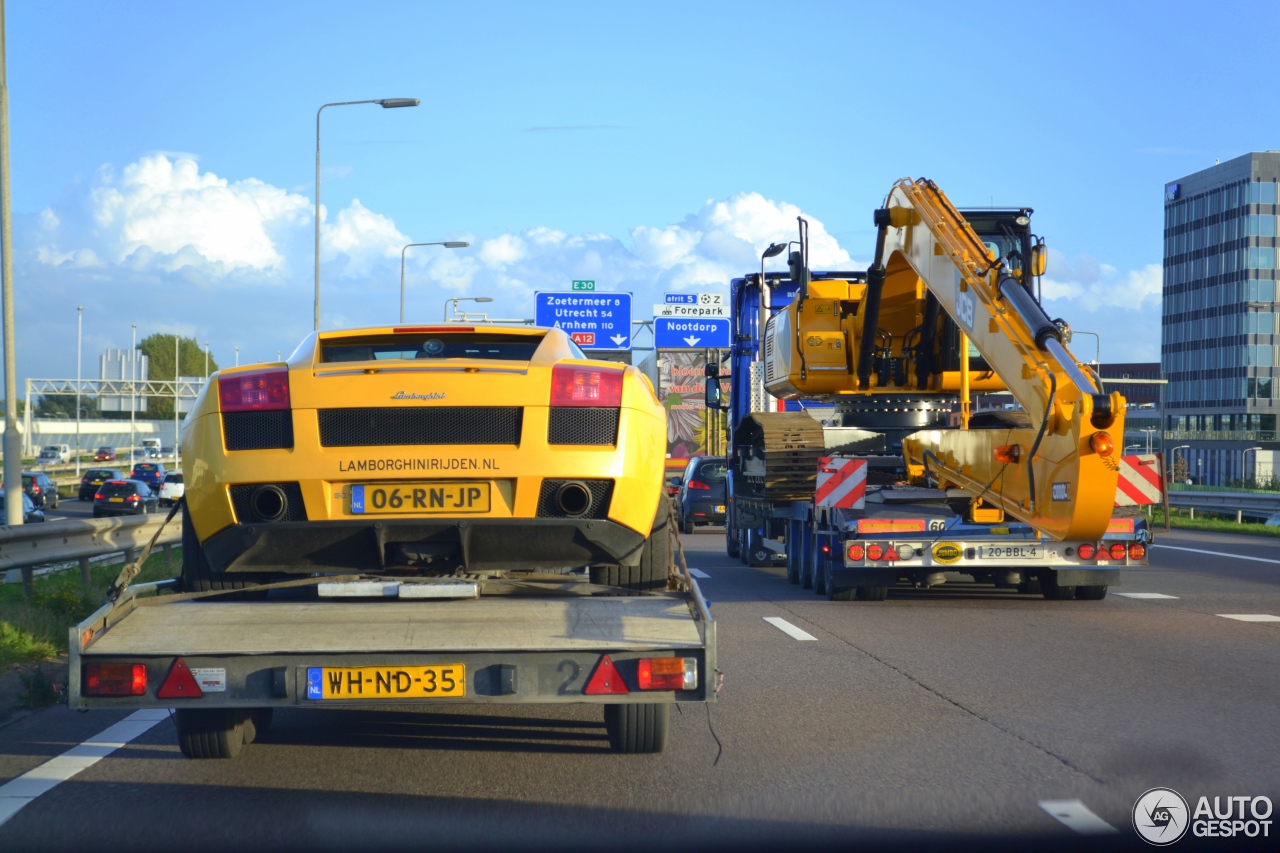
[
  {"left": 1151, "top": 544, "right": 1280, "bottom": 565},
  {"left": 1038, "top": 799, "right": 1118, "bottom": 835},
  {"left": 763, "top": 616, "right": 817, "bottom": 641}
]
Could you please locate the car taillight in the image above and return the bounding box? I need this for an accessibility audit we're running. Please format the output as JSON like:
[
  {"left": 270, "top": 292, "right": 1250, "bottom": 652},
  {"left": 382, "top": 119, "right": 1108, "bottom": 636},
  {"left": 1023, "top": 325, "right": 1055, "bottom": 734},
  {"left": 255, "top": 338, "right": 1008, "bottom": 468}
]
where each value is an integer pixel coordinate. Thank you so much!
[
  {"left": 847, "top": 543, "right": 865, "bottom": 561},
  {"left": 84, "top": 663, "right": 147, "bottom": 696},
  {"left": 866, "top": 543, "right": 885, "bottom": 561},
  {"left": 636, "top": 657, "right": 697, "bottom": 691},
  {"left": 550, "top": 364, "right": 623, "bottom": 407},
  {"left": 93, "top": 492, "right": 104, "bottom": 500},
  {"left": 31, "top": 484, "right": 40, "bottom": 493},
  {"left": 687, "top": 480, "right": 711, "bottom": 491},
  {"left": 219, "top": 367, "right": 290, "bottom": 412},
  {"left": 81, "top": 477, "right": 89, "bottom": 483},
  {"left": 1077, "top": 543, "right": 1096, "bottom": 560},
  {"left": 126, "top": 495, "right": 139, "bottom": 502},
  {"left": 1128, "top": 543, "right": 1146, "bottom": 560},
  {"left": 1108, "top": 543, "right": 1126, "bottom": 560}
]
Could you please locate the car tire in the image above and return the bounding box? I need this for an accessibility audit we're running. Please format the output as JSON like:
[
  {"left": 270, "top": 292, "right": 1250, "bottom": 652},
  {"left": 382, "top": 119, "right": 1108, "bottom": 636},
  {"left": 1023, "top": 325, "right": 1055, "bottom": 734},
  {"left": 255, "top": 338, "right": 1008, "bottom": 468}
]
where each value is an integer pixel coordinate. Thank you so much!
[
  {"left": 679, "top": 515, "right": 694, "bottom": 535},
  {"left": 182, "top": 512, "right": 271, "bottom": 600},
  {"left": 49, "top": 493, "right": 58, "bottom": 509},
  {"left": 1076, "top": 585, "right": 1109, "bottom": 600},
  {"left": 175, "top": 708, "right": 247, "bottom": 759},
  {"left": 856, "top": 585, "right": 889, "bottom": 601},
  {"left": 604, "top": 703, "right": 669, "bottom": 754},
  {"left": 92, "top": 509, "right": 101, "bottom": 518},
  {"left": 589, "top": 506, "right": 670, "bottom": 594}
]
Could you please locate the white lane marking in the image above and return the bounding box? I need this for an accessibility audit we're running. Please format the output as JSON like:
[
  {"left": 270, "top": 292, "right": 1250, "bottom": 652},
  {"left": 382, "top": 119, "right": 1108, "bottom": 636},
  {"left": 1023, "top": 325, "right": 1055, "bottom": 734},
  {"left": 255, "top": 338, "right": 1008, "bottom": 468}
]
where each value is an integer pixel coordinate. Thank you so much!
[
  {"left": 1151, "top": 544, "right": 1280, "bottom": 565},
  {"left": 1218, "top": 614, "right": 1280, "bottom": 623},
  {"left": 688, "top": 569, "right": 711, "bottom": 579},
  {"left": 0, "top": 709, "right": 169, "bottom": 827},
  {"left": 1115, "top": 592, "right": 1180, "bottom": 599},
  {"left": 763, "top": 616, "right": 817, "bottom": 642},
  {"left": 1038, "top": 799, "right": 1118, "bottom": 835}
]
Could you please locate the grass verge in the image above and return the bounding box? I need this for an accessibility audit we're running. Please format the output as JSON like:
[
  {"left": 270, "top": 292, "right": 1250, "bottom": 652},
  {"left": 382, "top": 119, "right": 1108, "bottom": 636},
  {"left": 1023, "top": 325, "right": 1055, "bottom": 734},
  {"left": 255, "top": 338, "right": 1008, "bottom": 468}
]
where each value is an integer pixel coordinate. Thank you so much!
[{"left": 1148, "top": 508, "right": 1280, "bottom": 538}]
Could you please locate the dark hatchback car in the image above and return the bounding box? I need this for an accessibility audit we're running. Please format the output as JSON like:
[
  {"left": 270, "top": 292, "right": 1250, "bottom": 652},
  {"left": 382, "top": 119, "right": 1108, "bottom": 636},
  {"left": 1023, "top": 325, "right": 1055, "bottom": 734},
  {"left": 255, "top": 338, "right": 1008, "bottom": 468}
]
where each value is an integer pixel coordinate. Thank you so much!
[
  {"left": 20, "top": 472, "right": 59, "bottom": 509},
  {"left": 80, "top": 468, "right": 125, "bottom": 501},
  {"left": 93, "top": 480, "right": 158, "bottom": 518},
  {"left": 0, "top": 491, "right": 45, "bottom": 523},
  {"left": 129, "top": 462, "right": 166, "bottom": 490},
  {"left": 675, "top": 456, "right": 728, "bottom": 534}
]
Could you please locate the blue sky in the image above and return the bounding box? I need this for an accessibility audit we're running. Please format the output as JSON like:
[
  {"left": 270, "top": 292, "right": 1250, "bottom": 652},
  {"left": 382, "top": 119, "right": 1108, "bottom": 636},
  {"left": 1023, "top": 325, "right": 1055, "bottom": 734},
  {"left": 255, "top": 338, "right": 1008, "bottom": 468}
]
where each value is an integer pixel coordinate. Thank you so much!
[{"left": 5, "top": 0, "right": 1275, "bottom": 383}]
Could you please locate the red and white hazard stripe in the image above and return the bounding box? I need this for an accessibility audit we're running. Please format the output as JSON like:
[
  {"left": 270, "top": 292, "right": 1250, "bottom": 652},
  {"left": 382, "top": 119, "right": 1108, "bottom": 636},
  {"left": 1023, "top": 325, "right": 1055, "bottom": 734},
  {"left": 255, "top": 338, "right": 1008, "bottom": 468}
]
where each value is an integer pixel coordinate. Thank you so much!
[
  {"left": 815, "top": 456, "right": 867, "bottom": 508},
  {"left": 1115, "top": 453, "right": 1163, "bottom": 506}
]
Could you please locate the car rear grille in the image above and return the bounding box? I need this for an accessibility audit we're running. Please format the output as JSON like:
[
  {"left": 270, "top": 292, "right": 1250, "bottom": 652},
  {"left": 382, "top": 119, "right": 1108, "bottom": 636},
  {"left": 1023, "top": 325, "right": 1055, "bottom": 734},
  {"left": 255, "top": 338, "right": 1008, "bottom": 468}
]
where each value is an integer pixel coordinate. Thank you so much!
[
  {"left": 547, "top": 408, "right": 619, "bottom": 445},
  {"left": 229, "top": 482, "right": 308, "bottom": 523},
  {"left": 223, "top": 411, "right": 294, "bottom": 451},
  {"left": 536, "top": 479, "right": 614, "bottom": 519},
  {"left": 318, "top": 407, "right": 523, "bottom": 446}
]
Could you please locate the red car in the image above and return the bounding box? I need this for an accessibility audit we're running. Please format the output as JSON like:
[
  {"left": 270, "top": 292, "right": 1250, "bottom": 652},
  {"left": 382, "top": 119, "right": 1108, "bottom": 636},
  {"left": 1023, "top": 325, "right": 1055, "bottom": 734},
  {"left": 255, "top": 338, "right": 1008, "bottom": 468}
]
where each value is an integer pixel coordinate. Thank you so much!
[{"left": 94, "top": 446, "right": 117, "bottom": 461}]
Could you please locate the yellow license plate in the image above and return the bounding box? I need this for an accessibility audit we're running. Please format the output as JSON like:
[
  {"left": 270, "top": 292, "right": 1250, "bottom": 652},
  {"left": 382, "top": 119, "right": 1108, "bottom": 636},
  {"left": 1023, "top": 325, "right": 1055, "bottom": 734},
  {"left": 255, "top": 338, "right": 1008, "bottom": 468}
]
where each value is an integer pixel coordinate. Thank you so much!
[
  {"left": 109, "top": 497, "right": 124, "bottom": 503},
  {"left": 351, "top": 483, "right": 490, "bottom": 514},
  {"left": 91, "top": 480, "right": 103, "bottom": 485},
  {"left": 307, "top": 665, "right": 466, "bottom": 700},
  {"left": 715, "top": 504, "right": 726, "bottom": 513}
]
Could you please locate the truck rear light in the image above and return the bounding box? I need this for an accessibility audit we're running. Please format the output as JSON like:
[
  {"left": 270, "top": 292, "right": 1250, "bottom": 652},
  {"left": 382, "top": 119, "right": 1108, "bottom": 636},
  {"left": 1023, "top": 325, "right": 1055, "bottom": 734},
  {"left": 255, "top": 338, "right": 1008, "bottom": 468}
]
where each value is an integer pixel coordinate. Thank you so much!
[
  {"left": 550, "top": 364, "right": 623, "bottom": 407},
  {"left": 847, "top": 544, "right": 865, "bottom": 561},
  {"left": 637, "top": 657, "right": 697, "bottom": 691},
  {"left": 1108, "top": 543, "right": 1126, "bottom": 560},
  {"left": 583, "top": 655, "right": 629, "bottom": 695},
  {"left": 219, "top": 367, "right": 291, "bottom": 413},
  {"left": 865, "top": 543, "right": 885, "bottom": 561},
  {"left": 157, "top": 657, "right": 204, "bottom": 699},
  {"left": 896, "top": 544, "right": 915, "bottom": 560},
  {"left": 687, "top": 480, "right": 711, "bottom": 491},
  {"left": 85, "top": 663, "right": 147, "bottom": 696},
  {"left": 1077, "top": 543, "right": 1096, "bottom": 560},
  {"left": 1128, "top": 543, "right": 1146, "bottom": 560}
]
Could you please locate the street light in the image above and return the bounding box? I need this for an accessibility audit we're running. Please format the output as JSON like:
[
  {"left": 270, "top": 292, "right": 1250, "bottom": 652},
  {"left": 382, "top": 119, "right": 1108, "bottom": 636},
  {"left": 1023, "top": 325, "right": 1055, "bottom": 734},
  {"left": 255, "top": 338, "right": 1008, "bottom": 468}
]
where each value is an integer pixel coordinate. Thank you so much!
[
  {"left": 1141, "top": 427, "right": 1157, "bottom": 454},
  {"left": 1170, "top": 445, "right": 1191, "bottom": 483},
  {"left": 444, "top": 296, "right": 494, "bottom": 321},
  {"left": 75, "top": 306, "right": 82, "bottom": 477},
  {"left": 400, "top": 241, "right": 469, "bottom": 322},
  {"left": 234, "top": 346, "right": 240, "bottom": 367},
  {"left": 1243, "top": 446, "right": 1263, "bottom": 485},
  {"left": 315, "top": 98, "right": 420, "bottom": 332}
]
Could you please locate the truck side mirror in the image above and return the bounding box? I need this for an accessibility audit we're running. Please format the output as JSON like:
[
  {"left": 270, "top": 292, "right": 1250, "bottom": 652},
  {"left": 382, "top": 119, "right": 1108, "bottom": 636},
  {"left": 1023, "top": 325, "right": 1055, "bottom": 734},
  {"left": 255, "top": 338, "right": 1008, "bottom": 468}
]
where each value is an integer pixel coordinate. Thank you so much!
[
  {"left": 704, "top": 362, "right": 719, "bottom": 379},
  {"left": 1031, "top": 243, "right": 1047, "bottom": 277},
  {"left": 705, "top": 382, "right": 722, "bottom": 409}
]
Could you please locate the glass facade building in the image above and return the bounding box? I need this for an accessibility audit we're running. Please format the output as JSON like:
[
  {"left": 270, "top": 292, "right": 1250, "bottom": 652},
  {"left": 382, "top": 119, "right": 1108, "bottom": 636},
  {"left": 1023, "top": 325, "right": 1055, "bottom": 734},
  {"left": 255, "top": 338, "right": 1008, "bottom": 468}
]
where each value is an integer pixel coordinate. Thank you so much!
[{"left": 1162, "top": 152, "right": 1278, "bottom": 485}]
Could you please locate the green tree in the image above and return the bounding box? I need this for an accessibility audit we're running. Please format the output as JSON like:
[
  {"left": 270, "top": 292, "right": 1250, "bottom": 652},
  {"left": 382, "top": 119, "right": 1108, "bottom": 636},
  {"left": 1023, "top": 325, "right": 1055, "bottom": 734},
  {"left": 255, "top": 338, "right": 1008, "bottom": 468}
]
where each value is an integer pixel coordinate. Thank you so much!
[
  {"left": 35, "top": 394, "right": 99, "bottom": 419},
  {"left": 137, "top": 334, "right": 220, "bottom": 419}
]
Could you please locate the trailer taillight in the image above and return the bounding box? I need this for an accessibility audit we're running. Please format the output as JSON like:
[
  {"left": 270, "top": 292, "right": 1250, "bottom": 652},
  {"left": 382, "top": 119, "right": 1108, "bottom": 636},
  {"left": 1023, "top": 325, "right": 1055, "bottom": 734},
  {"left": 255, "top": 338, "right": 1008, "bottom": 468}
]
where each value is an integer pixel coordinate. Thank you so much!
[
  {"left": 847, "top": 544, "right": 865, "bottom": 561},
  {"left": 865, "top": 543, "right": 885, "bottom": 561},
  {"left": 1128, "top": 543, "right": 1146, "bottom": 560},
  {"left": 1077, "top": 543, "right": 1096, "bottom": 560},
  {"left": 637, "top": 657, "right": 697, "bottom": 691},
  {"left": 84, "top": 663, "right": 147, "bottom": 696},
  {"left": 1108, "top": 543, "right": 1126, "bottom": 560}
]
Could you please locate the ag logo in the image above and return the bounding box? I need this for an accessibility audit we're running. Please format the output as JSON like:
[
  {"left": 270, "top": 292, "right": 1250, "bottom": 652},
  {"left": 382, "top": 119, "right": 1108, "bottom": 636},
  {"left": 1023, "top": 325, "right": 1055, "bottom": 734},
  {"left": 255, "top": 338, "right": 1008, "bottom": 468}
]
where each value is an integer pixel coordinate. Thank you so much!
[
  {"left": 1133, "top": 787, "right": 1189, "bottom": 845},
  {"left": 932, "top": 542, "right": 962, "bottom": 565}
]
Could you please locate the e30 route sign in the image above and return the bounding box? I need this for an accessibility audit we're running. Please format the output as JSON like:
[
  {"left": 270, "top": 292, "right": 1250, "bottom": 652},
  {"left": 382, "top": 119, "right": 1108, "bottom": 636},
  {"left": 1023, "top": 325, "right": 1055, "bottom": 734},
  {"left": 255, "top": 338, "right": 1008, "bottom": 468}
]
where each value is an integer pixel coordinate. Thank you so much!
[{"left": 534, "top": 291, "right": 633, "bottom": 350}]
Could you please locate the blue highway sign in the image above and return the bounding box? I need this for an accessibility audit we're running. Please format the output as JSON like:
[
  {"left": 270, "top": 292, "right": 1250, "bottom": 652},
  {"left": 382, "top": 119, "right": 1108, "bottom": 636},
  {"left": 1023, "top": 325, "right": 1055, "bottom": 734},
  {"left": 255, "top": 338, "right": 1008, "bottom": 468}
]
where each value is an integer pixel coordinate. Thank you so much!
[
  {"left": 654, "top": 317, "right": 731, "bottom": 349},
  {"left": 535, "top": 291, "right": 633, "bottom": 350},
  {"left": 664, "top": 293, "right": 699, "bottom": 304}
]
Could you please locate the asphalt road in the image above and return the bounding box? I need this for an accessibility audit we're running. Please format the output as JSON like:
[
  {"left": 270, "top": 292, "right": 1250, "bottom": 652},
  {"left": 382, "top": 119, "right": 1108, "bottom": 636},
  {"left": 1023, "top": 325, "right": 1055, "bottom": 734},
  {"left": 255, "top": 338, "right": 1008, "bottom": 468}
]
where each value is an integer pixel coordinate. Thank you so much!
[{"left": 1, "top": 527, "right": 1277, "bottom": 851}]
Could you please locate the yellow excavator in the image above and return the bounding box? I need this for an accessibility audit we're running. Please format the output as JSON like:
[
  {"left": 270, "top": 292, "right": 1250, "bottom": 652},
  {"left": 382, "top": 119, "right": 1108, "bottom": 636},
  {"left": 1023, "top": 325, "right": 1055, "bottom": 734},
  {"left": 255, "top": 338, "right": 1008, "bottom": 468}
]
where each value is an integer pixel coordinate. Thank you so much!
[{"left": 722, "top": 178, "right": 1148, "bottom": 600}]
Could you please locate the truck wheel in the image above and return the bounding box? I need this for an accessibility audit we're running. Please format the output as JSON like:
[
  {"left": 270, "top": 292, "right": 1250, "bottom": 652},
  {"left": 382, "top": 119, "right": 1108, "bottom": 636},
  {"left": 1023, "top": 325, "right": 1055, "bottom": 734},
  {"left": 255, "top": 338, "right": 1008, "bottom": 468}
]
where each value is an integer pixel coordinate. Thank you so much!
[
  {"left": 1076, "top": 585, "right": 1109, "bottom": 600},
  {"left": 1016, "top": 575, "right": 1042, "bottom": 595},
  {"left": 175, "top": 708, "right": 247, "bottom": 759},
  {"left": 1040, "top": 571, "right": 1076, "bottom": 601},
  {"left": 801, "top": 539, "right": 815, "bottom": 590},
  {"left": 725, "top": 528, "right": 741, "bottom": 559},
  {"left": 826, "top": 580, "right": 853, "bottom": 601},
  {"left": 182, "top": 512, "right": 270, "bottom": 600},
  {"left": 856, "top": 585, "right": 889, "bottom": 601},
  {"left": 590, "top": 508, "right": 669, "bottom": 593},
  {"left": 813, "top": 555, "right": 828, "bottom": 595},
  {"left": 785, "top": 544, "right": 800, "bottom": 585},
  {"left": 604, "top": 703, "right": 669, "bottom": 753}
]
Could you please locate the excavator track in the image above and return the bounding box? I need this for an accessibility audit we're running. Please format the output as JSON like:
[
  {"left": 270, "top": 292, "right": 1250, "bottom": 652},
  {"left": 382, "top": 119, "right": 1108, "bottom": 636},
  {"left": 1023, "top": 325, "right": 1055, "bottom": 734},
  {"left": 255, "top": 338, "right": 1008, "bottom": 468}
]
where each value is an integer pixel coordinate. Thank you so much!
[{"left": 733, "top": 412, "right": 828, "bottom": 502}]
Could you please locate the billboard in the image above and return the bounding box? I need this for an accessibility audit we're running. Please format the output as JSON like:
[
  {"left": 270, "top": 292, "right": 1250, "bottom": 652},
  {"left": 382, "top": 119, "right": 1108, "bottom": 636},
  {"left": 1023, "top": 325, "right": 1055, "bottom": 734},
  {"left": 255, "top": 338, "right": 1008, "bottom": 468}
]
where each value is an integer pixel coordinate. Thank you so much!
[{"left": 657, "top": 352, "right": 731, "bottom": 472}]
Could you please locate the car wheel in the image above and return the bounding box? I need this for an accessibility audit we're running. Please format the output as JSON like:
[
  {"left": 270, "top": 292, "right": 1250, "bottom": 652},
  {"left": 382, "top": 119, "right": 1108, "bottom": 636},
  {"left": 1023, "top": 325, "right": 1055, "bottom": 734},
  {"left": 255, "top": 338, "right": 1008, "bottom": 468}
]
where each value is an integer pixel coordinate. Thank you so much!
[
  {"left": 604, "top": 703, "right": 669, "bottom": 754},
  {"left": 92, "top": 509, "right": 101, "bottom": 518},
  {"left": 679, "top": 514, "right": 694, "bottom": 535},
  {"left": 589, "top": 504, "right": 670, "bottom": 594},
  {"left": 182, "top": 511, "right": 272, "bottom": 599}
]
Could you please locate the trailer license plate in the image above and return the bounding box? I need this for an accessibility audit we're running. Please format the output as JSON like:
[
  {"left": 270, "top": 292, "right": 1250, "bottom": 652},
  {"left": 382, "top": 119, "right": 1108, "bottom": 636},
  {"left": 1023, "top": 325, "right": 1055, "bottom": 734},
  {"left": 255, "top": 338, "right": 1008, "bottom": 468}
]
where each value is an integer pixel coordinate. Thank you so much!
[
  {"left": 350, "top": 483, "right": 490, "bottom": 514},
  {"left": 307, "top": 665, "right": 466, "bottom": 700},
  {"left": 980, "top": 545, "right": 1043, "bottom": 560}
]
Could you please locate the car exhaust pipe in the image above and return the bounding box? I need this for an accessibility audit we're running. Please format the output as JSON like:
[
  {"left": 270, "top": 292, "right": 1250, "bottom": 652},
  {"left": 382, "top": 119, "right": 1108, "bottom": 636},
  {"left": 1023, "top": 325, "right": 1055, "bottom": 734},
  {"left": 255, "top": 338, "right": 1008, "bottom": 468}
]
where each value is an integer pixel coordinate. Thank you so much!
[
  {"left": 250, "top": 484, "right": 289, "bottom": 522},
  {"left": 554, "top": 481, "right": 593, "bottom": 517}
]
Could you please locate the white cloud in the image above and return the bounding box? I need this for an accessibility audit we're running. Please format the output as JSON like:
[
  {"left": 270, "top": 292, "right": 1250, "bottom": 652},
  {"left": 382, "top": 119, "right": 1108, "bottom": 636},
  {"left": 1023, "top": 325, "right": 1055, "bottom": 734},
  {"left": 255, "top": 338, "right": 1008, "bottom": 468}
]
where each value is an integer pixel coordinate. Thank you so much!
[
  {"left": 1039, "top": 249, "right": 1164, "bottom": 362},
  {"left": 321, "top": 198, "right": 408, "bottom": 273}
]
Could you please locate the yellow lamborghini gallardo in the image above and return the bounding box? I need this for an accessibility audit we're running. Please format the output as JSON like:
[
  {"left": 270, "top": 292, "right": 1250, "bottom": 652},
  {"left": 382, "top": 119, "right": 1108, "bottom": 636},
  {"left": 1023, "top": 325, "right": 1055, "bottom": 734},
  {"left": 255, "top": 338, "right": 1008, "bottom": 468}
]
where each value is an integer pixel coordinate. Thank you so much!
[{"left": 179, "top": 324, "right": 669, "bottom": 593}]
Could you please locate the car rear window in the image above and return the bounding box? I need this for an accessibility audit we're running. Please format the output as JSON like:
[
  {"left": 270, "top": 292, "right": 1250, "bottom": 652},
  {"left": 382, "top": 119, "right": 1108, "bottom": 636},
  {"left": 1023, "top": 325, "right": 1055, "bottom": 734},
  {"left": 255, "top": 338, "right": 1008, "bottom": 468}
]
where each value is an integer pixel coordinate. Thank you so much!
[
  {"left": 694, "top": 460, "right": 728, "bottom": 482},
  {"left": 97, "top": 446, "right": 113, "bottom": 452},
  {"left": 134, "top": 464, "right": 158, "bottom": 473},
  {"left": 86, "top": 469, "right": 116, "bottom": 479},
  {"left": 320, "top": 333, "right": 545, "bottom": 363},
  {"left": 99, "top": 482, "right": 139, "bottom": 497},
  {"left": 165, "top": 473, "right": 183, "bottom": 484}
]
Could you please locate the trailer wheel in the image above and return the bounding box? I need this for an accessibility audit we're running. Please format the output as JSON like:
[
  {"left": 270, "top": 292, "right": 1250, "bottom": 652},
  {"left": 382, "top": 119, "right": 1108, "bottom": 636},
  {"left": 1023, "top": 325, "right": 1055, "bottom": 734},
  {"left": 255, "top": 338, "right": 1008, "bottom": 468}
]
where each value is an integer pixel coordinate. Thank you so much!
[
  {"left": 1076, "top": 585, "right": 1109, "bottom": 600},
  {"left": 785, "top": 543, "right": 801, "bottom": 585},
  {"left": 1040, "top": 571, "right": 1077, "bottom": 600},
  {"left": 242, "top": 708, "right": 273, "bottom": 744},
  {"left": 604, "top": 703, "right": 669, "bottom": 753},
  {"left": 181, "top": 512, "right": 270, "bottom": 600},
  {"left": 1016, "top": 575, "right": 1042, "bottom": 595},
  {"left": 801, "top": 538, "right": 815, "bottom": 590},
  {"left": 725, "top": 528, "right": 741, "bottom": 559},
  {"left": 175, "top": 708, "right": 248, "bottom": 759},
  {"left": 826, "top": 581, "right": 853, "bottom": 601},
  {"left": 813, "top": 556, "right": 827, "bottom": 595},
  {"left": 856, "top": 585, "right": 889, "bottom": 601},
  {"left": 590, "top": 507, "right": 669, "bottom": 593}
]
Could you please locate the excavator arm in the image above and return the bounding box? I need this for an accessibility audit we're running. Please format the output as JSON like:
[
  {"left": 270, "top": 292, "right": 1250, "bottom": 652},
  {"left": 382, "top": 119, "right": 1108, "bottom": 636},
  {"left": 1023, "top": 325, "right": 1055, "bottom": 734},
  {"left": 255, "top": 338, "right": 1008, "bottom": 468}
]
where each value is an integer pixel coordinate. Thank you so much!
[{"left": 873, "top": 178, "right": 1125, "bottom": 541}]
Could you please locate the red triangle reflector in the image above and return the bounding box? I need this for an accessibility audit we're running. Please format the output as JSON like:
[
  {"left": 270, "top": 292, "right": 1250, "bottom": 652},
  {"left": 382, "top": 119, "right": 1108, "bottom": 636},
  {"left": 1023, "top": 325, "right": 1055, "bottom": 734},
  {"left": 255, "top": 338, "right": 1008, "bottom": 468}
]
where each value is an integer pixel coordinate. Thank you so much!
[
  {"left": 157, "top": 657, "right": 204, "bottom": 699},
  {"left": 584, "top": 655, "right": 629, "bottom": 695}
]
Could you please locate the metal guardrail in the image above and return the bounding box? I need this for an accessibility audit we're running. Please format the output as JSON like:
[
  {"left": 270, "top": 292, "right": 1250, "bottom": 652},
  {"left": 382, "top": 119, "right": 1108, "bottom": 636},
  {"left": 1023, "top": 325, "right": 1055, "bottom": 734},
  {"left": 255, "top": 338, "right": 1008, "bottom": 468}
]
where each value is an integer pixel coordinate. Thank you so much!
[
  {"left": 1167, "top": 490, "right": 1280, "bottom": 521},
  {"left": 0, "top": 513, "right": 181, "bottom": 580}
]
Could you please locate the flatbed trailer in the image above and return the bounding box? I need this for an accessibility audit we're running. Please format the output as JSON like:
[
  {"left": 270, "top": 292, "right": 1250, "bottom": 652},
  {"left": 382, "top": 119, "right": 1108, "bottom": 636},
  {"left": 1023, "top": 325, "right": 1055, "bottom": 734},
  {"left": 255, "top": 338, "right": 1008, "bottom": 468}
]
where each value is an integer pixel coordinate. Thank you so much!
[{"left": 69, "top": 571, "right": 715, "bottom": 756}]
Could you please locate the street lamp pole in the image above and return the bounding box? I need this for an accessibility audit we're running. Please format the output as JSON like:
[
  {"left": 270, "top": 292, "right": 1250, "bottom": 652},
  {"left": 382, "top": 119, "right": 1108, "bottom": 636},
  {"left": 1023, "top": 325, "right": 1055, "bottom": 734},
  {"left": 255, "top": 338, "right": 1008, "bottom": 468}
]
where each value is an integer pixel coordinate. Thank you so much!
[
  {"left": 315, "top": 98, "right": 420, "bottom": 332},
  {"left": 0, "top": 3, "right": 22, "bottom": 525},
  {"left": 1243, "top": 446, "right": 1263, "bottom": 485},
  {"left": 130, "top": 323, "right": 136, "bottom": 460},
  {"left": 400, "top": 241, "right": 469, "bottom": 322},
  {"left": 75, "top": 306, "right": 82, "bottom": 477},
  {"left": 443, "top": 296, "right": 494, "bottom": 321},
  {"left": 235, "top": 346, "right": 239, "bottom": 367},
  {"left": 173, "top": 334, "right": 180, "bottom": 468}
]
